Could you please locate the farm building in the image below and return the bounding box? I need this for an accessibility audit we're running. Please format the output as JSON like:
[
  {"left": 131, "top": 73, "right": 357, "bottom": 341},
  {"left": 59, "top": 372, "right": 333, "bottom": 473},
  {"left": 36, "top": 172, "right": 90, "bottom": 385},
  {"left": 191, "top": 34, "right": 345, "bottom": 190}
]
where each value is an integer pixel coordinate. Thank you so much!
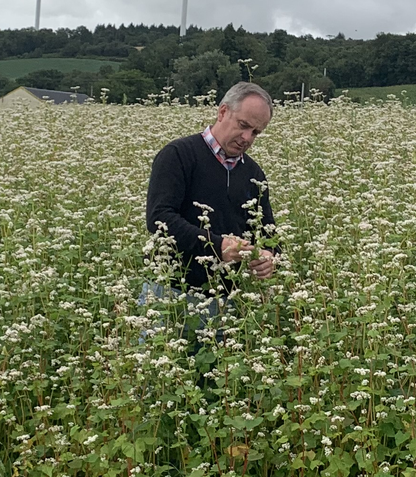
[{"left": 0, "top": 86, "right": 91, "bottom": 107}]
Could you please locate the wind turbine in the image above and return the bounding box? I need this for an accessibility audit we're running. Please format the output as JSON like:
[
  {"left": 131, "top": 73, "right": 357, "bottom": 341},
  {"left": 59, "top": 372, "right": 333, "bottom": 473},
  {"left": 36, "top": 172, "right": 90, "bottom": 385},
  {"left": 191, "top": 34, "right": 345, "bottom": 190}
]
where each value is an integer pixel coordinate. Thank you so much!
[
  {"left": 180, "top": 0, "right": 188, "bottom": 37},
  {"left": 35, "top": 0, "right": 41, "bottom": 30}
]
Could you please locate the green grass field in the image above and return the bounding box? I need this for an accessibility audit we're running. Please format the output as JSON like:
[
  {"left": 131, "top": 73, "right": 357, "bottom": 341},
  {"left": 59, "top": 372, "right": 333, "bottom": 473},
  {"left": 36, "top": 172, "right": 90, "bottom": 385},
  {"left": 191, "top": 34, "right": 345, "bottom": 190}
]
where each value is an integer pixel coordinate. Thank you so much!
[
  {"left": 0, "top": 57, "right": 121, "bottom": 79},
  {"left": 335, "top": 83, "right": 416, "bottom": 104}
]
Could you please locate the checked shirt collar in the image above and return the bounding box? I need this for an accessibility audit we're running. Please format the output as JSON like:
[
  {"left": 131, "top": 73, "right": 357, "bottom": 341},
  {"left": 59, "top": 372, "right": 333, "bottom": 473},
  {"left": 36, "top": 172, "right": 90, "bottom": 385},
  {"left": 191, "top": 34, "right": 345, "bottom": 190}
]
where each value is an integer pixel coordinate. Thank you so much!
[{"left": 201, "top": 125, "right": 244, "bottom": 170}]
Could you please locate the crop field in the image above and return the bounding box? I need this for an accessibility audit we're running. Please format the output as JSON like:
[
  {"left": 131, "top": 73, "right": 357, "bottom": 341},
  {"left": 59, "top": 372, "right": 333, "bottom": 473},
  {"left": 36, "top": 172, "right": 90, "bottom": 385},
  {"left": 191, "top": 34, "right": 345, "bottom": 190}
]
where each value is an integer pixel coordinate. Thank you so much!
[
  {"left": 0, "top": 58, "right": 121, "bottom": 79},
  {"left": 2, "top": 94, "right": 416, "bottom": 476},
  {"left": 335, "top": 84, "right": 416, "bottom": 105}
]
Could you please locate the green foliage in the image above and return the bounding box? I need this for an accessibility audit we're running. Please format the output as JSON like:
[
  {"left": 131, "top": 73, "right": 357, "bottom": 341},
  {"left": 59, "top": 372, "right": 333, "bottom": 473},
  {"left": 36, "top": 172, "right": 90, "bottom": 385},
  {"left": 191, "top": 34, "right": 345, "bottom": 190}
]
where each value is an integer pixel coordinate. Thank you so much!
[
  {"left": 268, "top": 29, "right": 289, "bottom": 61},
  {"left": 0, "top": 58, "right": 121, "bottom": 80},
  {"left": 96, "top": 69, "right": 157, "bottom": 103},
  {"left": 260, "top": 57, "right": 327, "bottom": 100},
  {"left": 60, "top": 69, "right": 102, "bottom": 95},
  {"left": 336, "top": 84, "right": 416, "bottom": 105},
  {"left": 172, "top": 49, "right": 241, "bottom": 100},
  {"left": 4, "top": 26, "right": 416, "bottom": 103},
  {"left": 16, "top": 68, "right": 64, "bottom": 90},
  {"left": 0, "top": 74, "right": 16, "bottom": 97}
]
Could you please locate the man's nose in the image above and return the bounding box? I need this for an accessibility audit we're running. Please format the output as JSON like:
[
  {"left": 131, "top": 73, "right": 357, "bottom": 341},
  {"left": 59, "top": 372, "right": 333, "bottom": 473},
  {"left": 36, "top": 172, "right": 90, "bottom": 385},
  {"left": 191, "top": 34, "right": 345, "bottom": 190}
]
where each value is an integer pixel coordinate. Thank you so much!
[{"left": 241, "top": 130, "right": 253, "bottom": 142}]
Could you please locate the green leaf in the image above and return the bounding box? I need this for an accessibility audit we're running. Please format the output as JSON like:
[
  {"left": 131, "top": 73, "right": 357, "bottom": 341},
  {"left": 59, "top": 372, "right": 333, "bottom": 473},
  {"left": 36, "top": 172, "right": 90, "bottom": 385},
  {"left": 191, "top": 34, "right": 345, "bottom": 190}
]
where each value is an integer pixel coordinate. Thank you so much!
[
  {"left": 223, "top": 415, "right": 245, "bottom": 430},
  {"left": 223, "top": 415, "right": 263, "bottom": 430},
  {"left": 142, "top": 437, "right": 158, "bottom": 446},
  {"left": 402, "top": 469, "right": 416, "bottom": 477},
  {"left": 409, "top": 439, "right": 416, "bottom": 457},
  {"left": 356, "top": 448, "right": 373, "bottom": 471},
  {"left": 68, "top": 459, "right": 83, "bottom": 469},
  {"left": 291, "top": 457, "right": 306, "bottom": 469},
  {"left": 38, "top": 465, "right": 53, "bottom": 477},
  {"left": 245, "top": 416, "right": 264, "bottom": 431},
  {"left": 195, "top": 348, "right": 216, "bottom": 365},
  {"left": 305, "top": 413, "right": 326, "bottom": 425},
  {"left": 189, "top": 471, "right": 205, "bottom": 477},
  {"left": 305, "top": 450, "right": 316, "bottom": 461},
  {"left": 121, "top": 442, "right": 135, "bottom": 459},
  {"left": 103, "top": 471, "right": 119, "bottom": 477},
  {"left": 69, "top": 425, "right": 80, "bottom": 437},
  {"left": 339, "top": 358, "right": 354, "bottom": 369},
  {"left": 190, "top": 414, "right": 208, "bottom": 426},
  {"left": 247, "top": 450, "right": 264, "bottom": 461},
  {"left": 395, "top": 430, "right": 410, "bottom": 447},
  {"left": 85, "top": 453, "right": 100, "bottom": 464},
  {"left": 310, "top": 460, "right": 323, "bottom": 470},
  {"left": 286, "top": 376, "right": 304, "bottom": 387},
  {"left": 110, "top": 397, "right": 130, "bottom": 407}
]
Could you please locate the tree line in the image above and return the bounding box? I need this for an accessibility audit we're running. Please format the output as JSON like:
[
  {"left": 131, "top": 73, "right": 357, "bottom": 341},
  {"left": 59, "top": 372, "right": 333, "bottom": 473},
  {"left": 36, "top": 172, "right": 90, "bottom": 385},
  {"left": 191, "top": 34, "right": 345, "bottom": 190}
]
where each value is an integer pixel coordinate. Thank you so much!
[{"left": 1, "top": 23, "right": 415, "bottom": 103}]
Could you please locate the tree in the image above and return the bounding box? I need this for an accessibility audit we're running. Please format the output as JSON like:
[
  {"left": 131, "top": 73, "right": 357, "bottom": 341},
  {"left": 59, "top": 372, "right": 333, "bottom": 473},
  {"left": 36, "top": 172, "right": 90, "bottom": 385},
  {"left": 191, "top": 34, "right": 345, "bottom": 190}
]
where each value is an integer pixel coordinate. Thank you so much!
[
  {"left": 60, "top": 70, "right": 99, "bottom": 95},
  {"left": 123, "top": 34, "right": 181, "bottom": 88},
  {"left": 0, "top": 75, "right": 16, "bottom": 97},
  {"left": 367, "top": 33, "right": 416, "bottom": 86},
  {"left": 220, "top": 24, "right": 244, "bottom": 63},
  {"left": 96, "top": 69, "right": 156, "bottom": 103},
  {"left": 61, "top": 41, "right": 81, "bottom": 58},
  {"left": 259, "top": 58, "right": 324, "bottom": 101},
  {"left": 312, "top": 76, "right": 336, "bottom": 102},
  {"left": 220, "top": 25, "right": 269, "bottom": 81},
  {"left": 268, "top": 29, "right": 288, "bottom": 61},
  {"left": 16, "top": 69, "right": 64, "bottom": 90},
  {"left": 323, "top": 46, "right": 370, "bottom": 88},
  {"left": 195, "top": 28, "right": 224, "bottom": 55},
  {"left": 172, "top": 49, "right": 241, "bottom": 100},
  {"left": 71, "top": 26, "right": 93, "bottom": 45}
]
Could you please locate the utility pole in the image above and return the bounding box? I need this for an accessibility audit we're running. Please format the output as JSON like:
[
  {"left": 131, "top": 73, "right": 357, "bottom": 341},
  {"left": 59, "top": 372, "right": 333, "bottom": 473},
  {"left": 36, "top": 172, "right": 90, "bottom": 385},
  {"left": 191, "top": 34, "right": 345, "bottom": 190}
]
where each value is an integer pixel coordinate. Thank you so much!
[
  {"left": 35, "top": 0, "right": 41, "bottom": 30},
  {"left": 180, "top": 0, "right": 188, "bottom": 37}
]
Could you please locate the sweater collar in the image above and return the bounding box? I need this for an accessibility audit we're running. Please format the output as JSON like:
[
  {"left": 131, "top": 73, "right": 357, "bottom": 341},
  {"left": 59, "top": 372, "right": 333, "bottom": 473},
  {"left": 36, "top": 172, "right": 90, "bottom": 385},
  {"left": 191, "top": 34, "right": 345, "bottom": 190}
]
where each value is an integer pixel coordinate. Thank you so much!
[{"left": 201, "top": 126, "right": 244, "bottom": 165}]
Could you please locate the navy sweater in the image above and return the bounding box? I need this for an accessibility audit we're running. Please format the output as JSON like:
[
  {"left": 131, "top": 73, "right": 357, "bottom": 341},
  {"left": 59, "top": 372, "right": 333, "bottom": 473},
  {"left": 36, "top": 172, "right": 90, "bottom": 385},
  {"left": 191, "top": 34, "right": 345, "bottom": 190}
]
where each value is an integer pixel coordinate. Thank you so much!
[{"left": 146, "top": 133, "right": 275, "bottom": 289}]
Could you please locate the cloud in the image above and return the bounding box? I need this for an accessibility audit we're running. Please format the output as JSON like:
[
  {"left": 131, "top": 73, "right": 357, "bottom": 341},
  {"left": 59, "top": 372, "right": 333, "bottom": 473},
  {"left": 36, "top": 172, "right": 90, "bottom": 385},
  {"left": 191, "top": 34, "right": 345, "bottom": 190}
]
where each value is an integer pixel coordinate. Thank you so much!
[
  {"left": 271, "top": 0, "right": 416, "bottom": 39},
  {"left": 1, "top": 0, "right": 416, "bottom": 40}
]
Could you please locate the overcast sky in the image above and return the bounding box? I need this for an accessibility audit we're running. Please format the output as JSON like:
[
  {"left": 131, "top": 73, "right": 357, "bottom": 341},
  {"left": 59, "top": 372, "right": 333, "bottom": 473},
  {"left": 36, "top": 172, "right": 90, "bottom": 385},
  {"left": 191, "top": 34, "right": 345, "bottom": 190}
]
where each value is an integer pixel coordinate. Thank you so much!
[{"left": 1, "top": 0, "right": 416, "bottom": 40}]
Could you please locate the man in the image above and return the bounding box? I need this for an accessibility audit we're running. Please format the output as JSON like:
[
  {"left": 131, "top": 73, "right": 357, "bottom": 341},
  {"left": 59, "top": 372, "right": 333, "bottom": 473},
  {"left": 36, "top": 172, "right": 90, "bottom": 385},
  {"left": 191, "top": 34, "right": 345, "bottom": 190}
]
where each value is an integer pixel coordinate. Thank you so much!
[{"left": 146, "top": 82, "right": 276, "bottom": 294}]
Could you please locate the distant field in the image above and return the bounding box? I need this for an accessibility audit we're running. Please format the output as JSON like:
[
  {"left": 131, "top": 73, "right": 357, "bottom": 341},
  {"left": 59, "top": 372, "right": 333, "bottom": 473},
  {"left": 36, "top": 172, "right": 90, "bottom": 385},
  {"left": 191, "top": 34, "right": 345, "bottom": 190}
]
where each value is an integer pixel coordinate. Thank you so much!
[
  {"left": 335, "top": 84, "right": 416, "bottom": 104},
  {"left": 0, "top": 58, "right": 121, "bottom": 79}
]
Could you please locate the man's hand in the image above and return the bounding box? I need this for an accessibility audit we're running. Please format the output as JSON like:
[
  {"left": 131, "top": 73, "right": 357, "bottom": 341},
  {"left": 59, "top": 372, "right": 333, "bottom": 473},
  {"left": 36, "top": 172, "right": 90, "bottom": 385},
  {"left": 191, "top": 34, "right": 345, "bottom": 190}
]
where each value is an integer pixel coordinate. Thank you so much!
[
  {"left": 221, "top": 236, "right": 254, "bottom": 263},
  {"left": 249, "top": 249, "right": 274, "bottom": 279}
]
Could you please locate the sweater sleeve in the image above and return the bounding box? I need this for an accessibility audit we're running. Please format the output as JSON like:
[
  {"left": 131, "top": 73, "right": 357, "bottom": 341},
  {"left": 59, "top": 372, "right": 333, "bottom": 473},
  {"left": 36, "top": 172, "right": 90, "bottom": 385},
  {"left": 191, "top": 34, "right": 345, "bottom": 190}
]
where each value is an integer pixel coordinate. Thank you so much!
[{"left": 146, "top": 142, "right": 223, "bottom": 259}]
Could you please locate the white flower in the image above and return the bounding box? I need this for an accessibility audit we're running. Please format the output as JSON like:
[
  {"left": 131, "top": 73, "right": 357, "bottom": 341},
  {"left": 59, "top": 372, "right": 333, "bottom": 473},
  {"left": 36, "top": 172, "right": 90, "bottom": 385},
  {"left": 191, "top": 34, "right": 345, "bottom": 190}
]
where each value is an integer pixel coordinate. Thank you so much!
[
  {"left": 321, "top": 436, "right": 332, "bottom": 446},
  {"left": 83, "top": 434, "right": 99, "bottom": 446}
]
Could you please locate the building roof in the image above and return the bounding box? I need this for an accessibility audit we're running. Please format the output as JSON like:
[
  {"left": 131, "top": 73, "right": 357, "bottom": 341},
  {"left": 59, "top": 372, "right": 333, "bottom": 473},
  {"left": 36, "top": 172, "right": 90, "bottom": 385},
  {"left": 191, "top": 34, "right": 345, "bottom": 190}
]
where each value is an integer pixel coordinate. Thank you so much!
[{"left": 25, "top": 87, "right": 91, "bottom": 104}]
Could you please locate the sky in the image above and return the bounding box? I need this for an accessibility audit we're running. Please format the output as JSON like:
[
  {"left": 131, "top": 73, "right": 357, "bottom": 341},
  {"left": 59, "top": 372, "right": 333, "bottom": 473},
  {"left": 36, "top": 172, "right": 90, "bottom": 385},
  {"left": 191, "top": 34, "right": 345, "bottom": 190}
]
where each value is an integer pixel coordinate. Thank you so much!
[{"left": 1, "top": 0, "right": 416, "bottom": 40}]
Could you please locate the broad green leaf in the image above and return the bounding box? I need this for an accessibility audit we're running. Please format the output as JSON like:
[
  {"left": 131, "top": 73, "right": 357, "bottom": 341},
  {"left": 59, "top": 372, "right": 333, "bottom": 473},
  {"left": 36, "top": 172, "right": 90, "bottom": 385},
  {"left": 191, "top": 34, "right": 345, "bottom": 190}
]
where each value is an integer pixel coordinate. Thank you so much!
[
  {"left": 189, "top": 471, "right": 205, "bottom": 477},
  {"left": 285, "top": 376, "right": 304, "bottom": 387},
  {"left": 395, "top": 430, "right": 410, "bottom": 447},
  {"left": 38, "top": 465, "right": 53, "bottom": 477},
  {"left": 291, "top": 457, "right": 306, "bottom": 469},
  {"left": 310, "top": 460, "right": 323, "bottom": 470}
]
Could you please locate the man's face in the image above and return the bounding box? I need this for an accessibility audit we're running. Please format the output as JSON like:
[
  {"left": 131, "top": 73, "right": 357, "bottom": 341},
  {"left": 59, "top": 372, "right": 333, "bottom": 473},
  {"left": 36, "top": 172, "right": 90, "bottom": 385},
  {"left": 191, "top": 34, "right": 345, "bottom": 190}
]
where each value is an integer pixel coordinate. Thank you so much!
[{"left": 214, "top": 95, "right": 271, "bottom": 157}]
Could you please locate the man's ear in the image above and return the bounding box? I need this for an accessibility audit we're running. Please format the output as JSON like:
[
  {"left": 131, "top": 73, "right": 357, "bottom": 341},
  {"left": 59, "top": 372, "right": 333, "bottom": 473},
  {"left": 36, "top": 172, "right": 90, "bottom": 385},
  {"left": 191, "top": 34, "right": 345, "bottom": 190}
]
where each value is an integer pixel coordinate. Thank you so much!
[{"left": 217, "top": 104, "right": 228, "bottom": 122}]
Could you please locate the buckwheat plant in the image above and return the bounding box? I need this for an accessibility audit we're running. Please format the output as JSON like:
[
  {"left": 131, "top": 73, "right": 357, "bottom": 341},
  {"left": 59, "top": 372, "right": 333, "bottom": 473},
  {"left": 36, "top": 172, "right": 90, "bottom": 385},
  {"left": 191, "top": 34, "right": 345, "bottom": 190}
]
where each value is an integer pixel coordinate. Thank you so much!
[{"left": 2, "top": 92, "right": 416, "bottom": 477}]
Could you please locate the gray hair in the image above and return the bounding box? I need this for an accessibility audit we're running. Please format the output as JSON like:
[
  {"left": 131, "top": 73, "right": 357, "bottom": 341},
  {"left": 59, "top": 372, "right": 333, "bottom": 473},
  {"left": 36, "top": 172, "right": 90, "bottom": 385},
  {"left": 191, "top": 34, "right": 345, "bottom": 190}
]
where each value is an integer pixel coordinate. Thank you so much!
[{"left": 219, "top": 82, "right": 273, "bottom": 118}]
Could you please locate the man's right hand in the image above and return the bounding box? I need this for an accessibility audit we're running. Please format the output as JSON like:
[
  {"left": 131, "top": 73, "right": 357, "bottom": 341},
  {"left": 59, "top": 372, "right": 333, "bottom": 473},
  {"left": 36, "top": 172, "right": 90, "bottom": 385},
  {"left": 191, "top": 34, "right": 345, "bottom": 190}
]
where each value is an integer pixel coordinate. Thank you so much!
[{"left": 221, "top": 236, "right": 254, "bottom": 263}]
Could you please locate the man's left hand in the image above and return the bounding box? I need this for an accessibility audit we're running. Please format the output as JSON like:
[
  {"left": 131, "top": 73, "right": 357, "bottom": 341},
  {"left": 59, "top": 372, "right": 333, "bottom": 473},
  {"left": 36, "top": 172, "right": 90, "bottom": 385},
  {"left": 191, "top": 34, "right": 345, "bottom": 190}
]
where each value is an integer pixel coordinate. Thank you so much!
[{"left": 249, "top": 250, "right": 274, "bottom": 279}]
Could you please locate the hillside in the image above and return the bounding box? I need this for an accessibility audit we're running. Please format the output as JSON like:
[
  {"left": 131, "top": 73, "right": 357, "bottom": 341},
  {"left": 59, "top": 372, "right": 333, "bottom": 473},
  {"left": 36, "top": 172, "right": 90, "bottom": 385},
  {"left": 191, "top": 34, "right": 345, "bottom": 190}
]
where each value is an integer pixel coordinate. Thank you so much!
[
  {"left": 0, "top": 58, "right": 121, "bottom": 80},
  {"left": 335, "top": 84, "right": 416, "bottom": 104}
]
